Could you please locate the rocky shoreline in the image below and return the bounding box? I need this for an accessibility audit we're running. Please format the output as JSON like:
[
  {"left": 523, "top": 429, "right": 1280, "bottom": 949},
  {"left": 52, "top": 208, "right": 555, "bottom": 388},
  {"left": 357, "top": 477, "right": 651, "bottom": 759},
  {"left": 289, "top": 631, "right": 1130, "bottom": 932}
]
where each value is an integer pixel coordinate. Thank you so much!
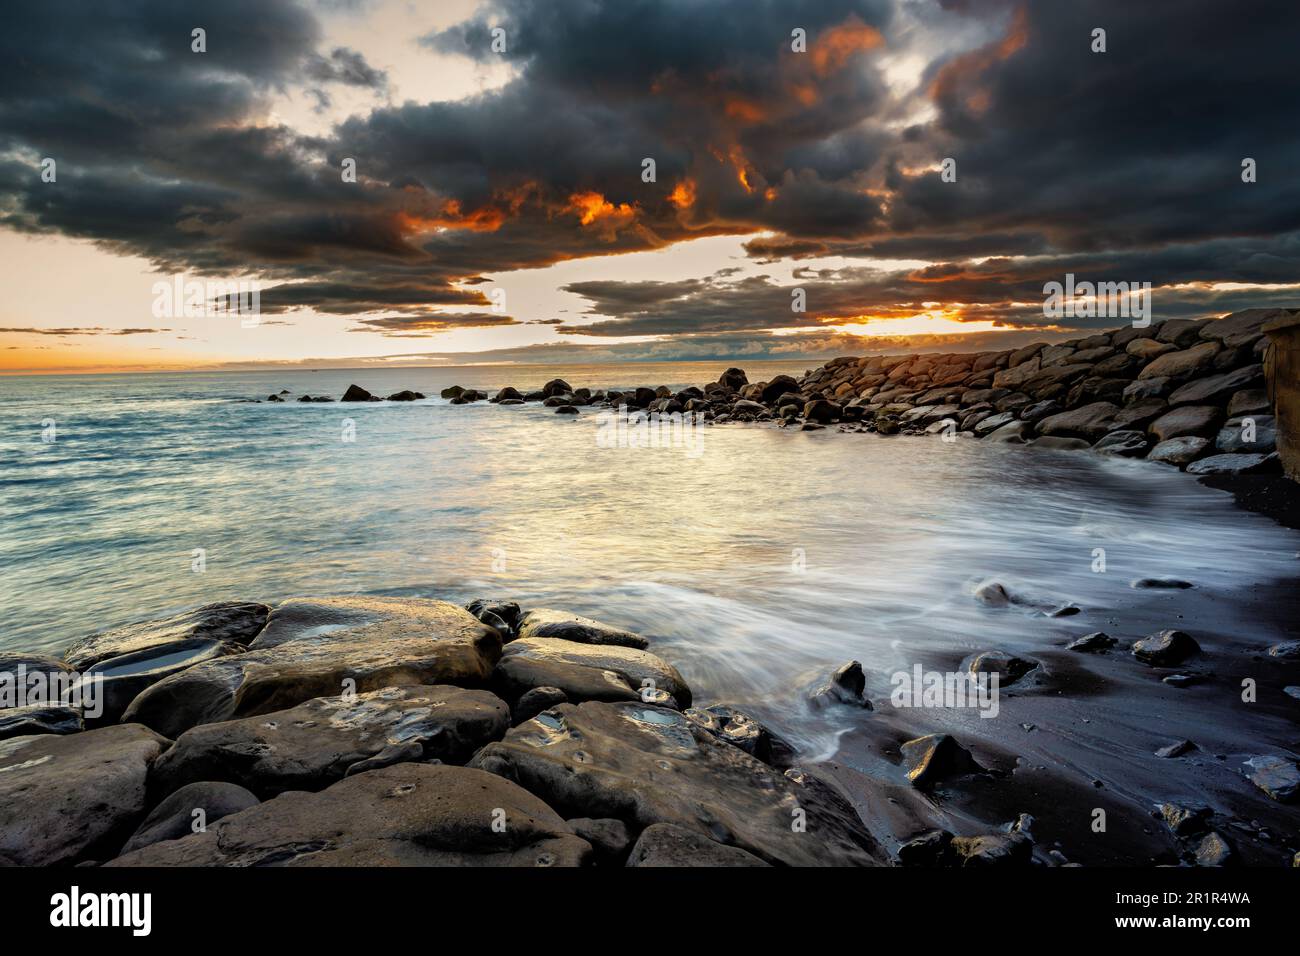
[{"left": 1, "top": 589, "right": 1297, "bottom": 868}]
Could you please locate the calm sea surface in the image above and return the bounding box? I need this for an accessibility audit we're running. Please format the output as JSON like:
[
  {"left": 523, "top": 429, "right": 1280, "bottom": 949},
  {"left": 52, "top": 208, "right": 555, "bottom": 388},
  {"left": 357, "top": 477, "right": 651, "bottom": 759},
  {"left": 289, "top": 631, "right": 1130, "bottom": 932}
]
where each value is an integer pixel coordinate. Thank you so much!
[{"left": 2, "top": 363, "right": 1297, "bottom": 755}]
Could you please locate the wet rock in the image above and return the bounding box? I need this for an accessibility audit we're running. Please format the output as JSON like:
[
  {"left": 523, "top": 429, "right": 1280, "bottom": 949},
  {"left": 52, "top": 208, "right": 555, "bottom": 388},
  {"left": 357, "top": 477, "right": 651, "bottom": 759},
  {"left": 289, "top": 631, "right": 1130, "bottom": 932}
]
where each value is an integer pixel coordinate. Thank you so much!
[
  {"left": 804, "top": 399, "right": 842, "bottom": 424},
  {"left": 62, "top": 601, "right": 270, "bottom": 670},
  {"left": 973, "top": 581, "right": 1013, "bottom": 606},
  {"left": 1216, "top": 415, "right": 1276, "bottom": 454},
  {"left": 148, "top": 685, "right": 510, "bottom": 799},
  {"left": 122, "top": 597, "right": 502, "bottom": 739},
  {"left": 1037, "top": 401, "right": 1119, "bottom": 441},
  {"left": 1124, "top": 377, "right": 1171, "bottom": 403},
  {"left": 0, "top": 652, "right": 74, "bottom": 683},
  {"left": 110, "top": 763, "right": 591, "bottom": 867},
  {"left": 900, "top": 733, "right": 982, "bottom": 789},
  {"left": 1067, "top": 632, "right": 1117, "bottom": 652},
  {"left": 968, "top": 650, "right": 1038, "bottom": 685},
  {"left": 974, "top": 411, "right": 1017, "bottom": 436},
  {"left": 809, "top": 660, "right": 871, "bottom": 708},
  {"left": 440, "top": 385, "right": 465, "bottom": 399},
  {"left": 1149, "top": 405, "right": 1224, "bottom": 442},
  {"left": 1168, "top": 365, "right": 1263, "bottom": 407},
  {"left": 1163, "top": 674, "right": 1205, "bottom": 688},
  {"left": 896, "top": 829, "right": 955, "bottom": 866},
  {"left": 120, "top": 781, "right": 259, "bottom": 855},
  {"left": 516, "top": 608, "right": 648, "bottom": 649},
  {"left": 1192, "top": 832, "right": 1235, "bottom": 867},
  {"left": 1093, "top": 429, "right": 1150, "bottom": 457},
  {"left": 717, "top": 368, "right": 748, "bottom": 391},
  {"left": 1132, "top": 629, "right": 1200, "bottom": 666},
  {"left": 0, "top": 724, "right": 170, "bottom": 866},
  {"left": 1112, "top": 397, "right": 1168, "bottom": 431},
  {"left": 566, "top": 817, "right": 631, "bottom": 862},
  {"left": 514, "top": 686, "right": 569, "bottom": 725},
  {"left": 759, "top": 375, "right": 800, "bottom": 404},
  {"left": 1185, "top": 452, "right": 1280, "bottom": 476},
  {"left": 1132, "top": 577, "right": 1194, "bottom": 590},
  {"left": 470, "top": 700, "right": 882, "bottom": 866},
  {"left": 340, "top": 384, "right": 376, "bottom": 402},
  {"left": 1126, "top": 338, "right": 1177, "bottom": 361},
  {"left": 494, "top": 637, "right": 690, "bottom": 708},
  {"left": 1032, "top": 435, "right": 1090, "bottom": 451},
  {"left": 1138, "top": 342, "right": 1219, "bottom": 381},
  {"left": 80, "top": 638, "right": 247, "bottom": 726},
  {"left": 684, "top": 704, "right": 794, "bottom": 766},
  {"left": 626, "top": 823, "right": 769, "bottom": 867},
  {"left": 1147, "top": 435, "right": 1211, "bottom": 466},
  {"left": 1155, "top": 740, "right": 1196, "bottom": 758},
  {"left": 465, "top": 598, "right": 522, "bottom": 635},
  {"left": 985, "top": 419, "right": 1033, "bottom": 443},
  {"left": 386, "top": 390, "right": 425, "bottom": 401},
  {"left": 1244, "top": 755, "right": 1299, "bottom": 802},
  {"left": 541, "top": 378, "right": 572, "bottom": 398},
  {"left": 1227, "top": 388, "right": 1270, "bottom": 417},
  {"left": 950, "top": 832, "right": 1032, "bottom": 867},
  {"left": 1160, "top": 802, "right": 1212, "bottom": 836},
  {"left": 1267, "top": 640, "right": 1300, "bottom": 660},
  {"left": 492, "top": 386, "right": 523, "bottom": 402},
  {"left": 554, "top": 405, "right": 579, "bottom": 415},
  {"left": 0, "top": 703, "right": 84, "bottom": 740}
]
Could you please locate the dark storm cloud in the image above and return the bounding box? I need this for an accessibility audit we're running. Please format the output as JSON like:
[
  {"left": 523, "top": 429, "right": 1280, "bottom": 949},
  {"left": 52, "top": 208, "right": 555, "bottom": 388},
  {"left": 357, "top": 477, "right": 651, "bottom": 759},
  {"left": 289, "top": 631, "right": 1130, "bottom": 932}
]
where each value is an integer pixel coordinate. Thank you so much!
[{"left": 1, "top": 0, "right": 1299, "bottom": 352}]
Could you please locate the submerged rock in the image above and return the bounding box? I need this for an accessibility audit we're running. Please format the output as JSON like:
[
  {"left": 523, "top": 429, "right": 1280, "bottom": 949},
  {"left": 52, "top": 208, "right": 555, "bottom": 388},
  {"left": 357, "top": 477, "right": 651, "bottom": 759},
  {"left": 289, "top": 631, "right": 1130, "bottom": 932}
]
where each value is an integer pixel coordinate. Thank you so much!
[
  {"left": 1067, "top": 632, "right": 1117, "bottom": 653},
  {"left": 900, "top": 733, "right": 982, "bottom": 789},
  {"left": 1132, "top": 629, "right": 1200, "bottom": 666},
  {"left": 120, "top": 781, "right": 259, "bottom": 855},
  {"left": 0, "top": 724, "right": 170, "bottom": 866},
  {"left": 1131, "top": 577, "right": 1194, "bottom": 590},
  {"left": 626, "top": 823, "right": 769, "bottom": 867},
  {"left": 147, "top": 685, "right": 510, "bottom": 799},
  {"left": 516, "top": 608, "right": 648, "bottom": 649},
  {"left": 809, "top": 660, "right": 871, "bottom": 709},
  {"left": 122, "top": 597, "right": 502, "bottom": 738},
  {"left": 470, "top": 700, "right": 882, "bottom": 866},
  {"left": 109, "top": 763, "right": 592, "bottom": 867},
  {"left": 61, "top": 601, "right": 269, "bottom": 670}
]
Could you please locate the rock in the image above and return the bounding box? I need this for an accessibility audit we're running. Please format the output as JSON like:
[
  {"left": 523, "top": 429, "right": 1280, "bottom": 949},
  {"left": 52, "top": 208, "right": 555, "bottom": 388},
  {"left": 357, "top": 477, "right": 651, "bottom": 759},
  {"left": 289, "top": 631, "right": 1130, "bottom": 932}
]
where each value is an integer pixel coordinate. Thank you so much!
[
  {"left": 494, "top": 637, "right": 690, "bottom": 708},
  {"left": 1199, "top": 309, "right": 1273, "bottom": 347},
  {"left": 809, "top": 660, "right": 871, "bottom": 709},
  {"left": 0, "top": 652, "right": 73, "bottom": 683},
  {"left": 973, "top": 581, "right": 1013, "bottom": 606},
  {"left": 1138, "top": 342, "right": 1219, "bottom": 380},
  {"left": 1149, "top": 405, "right": 1224, "bottom": 442},
  {"left": 1227, "top": 388, "right": 1270, "bottom": 417},
  {"left": 1155, "top": 740, "right": 1196, "bottom": 758},
  {"left": 1160, "top": 802, "right": 1211, "bottom": 836},
  {"left": 1185, "top": 452, "right": 1280, "bottom": 476},
  {"left": 1112, "top": 397, "right": 1168, "bottom": 431},
  {"left": 1244, "top": 755, "right": 1299, "bottom": 802},
  {"left": 470, "top": 701, "right": 881, "bottom": 865},
  {"left": 340, "top": 384, "right": 376, "bottom": 402},
  {"left": 684, "top": 704, "right": 794, "bottom": 766},
  {"left": 759, "top": 375, "right": 800, "bottom": 404},
  {"left": 386, "top": 390, "right": 425, "bottom": 401},
  {"left": 541, "top": 378, "right": 572, "bottom": 398},
  {"left": 1147, "top": 436, "right": 1211, "bottom": 465},
  {"left": 950, "top": 832, "right": 1032, "bottom": 867},
  {"left": 974, "top": 411, "right": 1017, "bottom": 435},
  {"left": 566, "top": 817, "right": 631, "bottom": 862},
  {"left": 62, "top": 601, "right": 270, "bottom": 670},
  {"left": 514, "top": 687, "right": 569, "bottom": 724},
  {"left": 119, "top": 781, "right": 259, "bottom": 855},
  {"left": 1167, "top": 365, "right": 1263, "bottom": 406},
  {"left": 804, "top": 399, "right": 842, "bottom": 424},
  {"left": 1017, "top": 400, "right": 1061, "bottom": 424},
  {"left": 1267, "top": 641, "right": 1300, "bottom": 660},
  {"left": 0, "top": 704, "right": 84, "bottom": 740},
  {"left": 1093, "top": 429, "right": 1151, "bottom": 457},
  {"left": 1126, "top": 338, "right": 1177, "bottom": 361},
  {"left": 148, "top": 685, "right": 510, "bottom": 799},
  {"left": 1124, "top": 377, "right": 1171, "bottom": 403},
  {"left": 1163, "top": 674, "right": 1205, "bottom": 688},
  {"left": 554, "top": 405, "right": 579, "bottom": 415},
  {"left": 440, "top": 385, "right": 465, "bottom": 399},
  {"left": 1067, "top": 632, "right": 1117, "bottom": 652},
  {"left": 1132, "top": 629, "right": 1200, "bottom": 666},
  {"left": 80, "top": 638, "right": 247, "bottom": 726},
  {"left": 1037, "top": 402, "right": 1119, "bottom": 441},
  {"left": 110, "top": 763, "right": 591, "bottom": 867},
  {"left": 516, "top": 608, "right": 648, "bottom": 649},
  {"left": 900, "top": 733, "right": 981, "bottom": 789},
  {"left": 492, "top": 386, "right": 523, "bottom": 402},
  {"left": 968, "top": 650, "right": 1038, "bottom": 685},
  {"left": 985, "top": 420, "right": 1033, "bottom": 443},
  {"left": 1132, "top": 577, "right": 1193, "bottom": 590},
  {"left": 1216, "top": 415, "right": 1276, "bottom": 454},
  {"left": 465, "top": 598, "right": 522, "bottom": 635},
  {"left": 717, "top": 368, "right": 748, "bottom": 391},
  {"left": 896, "top": 829, "right": 955, "bottom": 866},
  {"left": 1032, "top": 436, "right": 1091, "bottom": 451},
  {"left": 0, "top": 724, "right": 170, "bottom": 866},
  {"left": 122, "top": 597, "right": 502, "bottom": 739},
  {"left": 626, "top": 823, "right": 769, "bottom": 867}
]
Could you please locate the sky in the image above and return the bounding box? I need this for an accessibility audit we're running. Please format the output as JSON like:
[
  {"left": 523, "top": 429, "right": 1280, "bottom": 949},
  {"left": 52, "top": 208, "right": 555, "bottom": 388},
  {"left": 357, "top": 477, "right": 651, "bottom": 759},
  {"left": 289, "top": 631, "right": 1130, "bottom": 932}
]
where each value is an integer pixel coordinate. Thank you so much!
[{"left": 2, "top": 0, "right": 1299, "bottom": 373}]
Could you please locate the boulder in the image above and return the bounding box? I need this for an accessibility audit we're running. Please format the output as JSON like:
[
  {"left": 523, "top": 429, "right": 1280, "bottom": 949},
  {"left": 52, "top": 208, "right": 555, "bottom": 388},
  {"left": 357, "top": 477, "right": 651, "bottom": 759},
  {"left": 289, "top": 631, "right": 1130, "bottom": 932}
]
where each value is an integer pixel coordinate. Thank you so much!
[
  {"left": 440, "top": 385, "right": 465, "bottom": 399},
  {"left": 1123, "top": 377, "right": 1171, "bottom": 403},
  {"left": 1148, "top": 405, "right": 1223, "bottom": 442},
  {"left": 0, "top": 703, "right": 83, "bottom": 740},
  {"left": 809, "top": 660, "right": 871, "bottom": 709},
  {"left": 62, "top": 601, "right": 269, "bottom": 670},
  {"left": 974, "top": 411, "right": 1017, "bottom": 436},
  {"left": 717, "top": 368, "right": 748, "bottom": 391},
  {"left": 1227, "top": 388, "right": 1270, "bottom": 417},
  {"left": 968, "top": 651, "right": 1038, "bottom": 685},
  {"left": 1199, "top": 309, "right": 1274, "bottom": 347},
  {"left": 626, "top": 823, "right": 769, "bottom": 867},
  {"left": 1031, "top": 436, "right": 1091, "bottom": 451},
  {"left": 1185, "top": 452, "right": 1280, "bottom": 476},
  {"left": 1160, "top": 802, "right": 1211, "bottom": 836},
  {"left": 119, "top": 781, "right": 259, "bottom": 855},
  {"left": 1067, "top": 632, "right": 1117, "bottom": 652},
  {"left": 386, "top": 390, "right": 425, "bottom": 402},
  {"left": 566, "top": 817, "right": 631, "bottom": 861},
  {"left": 896, "top": 829, "right": 956, "bottom": 866},
  {"left": 1111, "top": 397, "right": 1168, "bottom": 431},
  {"left": 1138, "top": 342, "right": 1219, "bottom": 380},
  {"left": 1132, "top": 629, "right": 1200, "bottom": 666},
  {"left": 148, "top": 685, "right": 510, "bottom": 799},
  {"left": 1147, "top": 436, "right": 1211, "bottom": 465},
  {"left": 514, "top": 687, "right": 569, "bottom": 724},
  {"left": 1093, "top": 430, "right": 1150, "bottom": 457},
  {"left": 109, "top": 763, "right": 592, "bottom": 866},
  {"left": 1244, "top": 755, "right": 1299, "bottom": 802},
  {"left": 1155, "top": 739, "right": 1196, "bottom": 758},
  {"left": 493, "top": 637, "right": 690, "bottom": 708},
  {"left": 759, "top": 375, "right": 800, "bottom": 404},
  {"left": 1195, "top": 832, "right": 1234, "bottom": 866},
  {"left": 900, "top": 734, "right": 982, "bottom": 789},
  {"left": 950, "top": 832, "right": 1033, "bottom": 867},
  {"left": 804, "top": 399, "right": 842, "bottom": 424},
  {"left": 541, "top": 378, "right": 572, "bottom": 398},
  {"left": 684, "top": 704, "right": 794, "bottom": 766},
  {"left": 340, "top": 384, "right": 376, "bottom": 402},
  {"left": 122, "top": 597, "right": 502, "bottom": 739},
  {"left": 985, "top": 420, "right": 1033, "bottom": 443},
  {"left": 1126, "top": 338, "right": 1176, "bottom": 361},
  {"left": 1167, "top": 365, "right": 1263, "bottom": 407},
  {"left": 470, "top": 701, "right": 882, "bottom": 865},
  {"left": 554, "top": 405, "right": 579, "bottom": 415},
  {"left": 0, "top": 724, "right": 170, "bottom": 866},
  {"left": 79, "top": 637, "right": 247, "bottom": 727},
  {"left": 1215, "top": 415, "right": 1276, "bottom": 454},
  {"left": 516, "top": 609, "right": 648, "bottom": 650}
]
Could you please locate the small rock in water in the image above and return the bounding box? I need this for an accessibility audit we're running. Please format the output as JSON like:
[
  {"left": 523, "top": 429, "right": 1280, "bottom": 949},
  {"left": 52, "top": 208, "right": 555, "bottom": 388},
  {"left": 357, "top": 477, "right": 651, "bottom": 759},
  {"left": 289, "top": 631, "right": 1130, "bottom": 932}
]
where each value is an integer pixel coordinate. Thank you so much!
[
  {"left": 1047, "top": 604, "right": 1081, "bottom": 617},
  {"left": 900, "top": 733, "right": 982, "bottom": 789},
  {"left": 973, "top": 581, "right": 1013, "bottom": 607},
  {"left": 1155, "top": 740, "right": 1197, "bottom": 759},
  {"left": 1244, "top": 755, "right": 1300, "bottom": 802},
  {"left": 1194, "top": 831, "right": 1234, "bottom": 867},
  {"left": 340, "top": 384, "right": 376, "bottom": 402},
  {"left": 1131, "top": 577, "right": 1194, "bottom": 590},
  {"left": 809, "top": 660, "right": 871, "bottom": 709},
  {"left": 1067, "top": 631, "right": 1117, "bottom": 653},
  {"left": 554, "top": 404, "right": 579, "bottom": 415},
  {"left": 1132, "top": 629, "right": 1200, "bottom": 666},
  {"left": 968, "top": 650, "right": 1038, "bottom": 685}
]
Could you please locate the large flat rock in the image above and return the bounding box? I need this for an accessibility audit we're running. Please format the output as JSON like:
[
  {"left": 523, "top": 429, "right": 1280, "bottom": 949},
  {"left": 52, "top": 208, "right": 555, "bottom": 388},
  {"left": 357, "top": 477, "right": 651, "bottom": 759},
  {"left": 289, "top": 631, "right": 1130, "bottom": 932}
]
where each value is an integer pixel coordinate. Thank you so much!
[
  {"left": 516, "top": 608, "right": 648, "bottom": 649},
  {"left": 495, "top": 637, "right": 690, "bottom": 708},
  {"left": 109, "top": 763, "right": 592, "bottom": 867},
  {"left": 149, "top": 685, "right": 510, "bottom": 798},
  {"left": 0, "top": 724, "right": 170, "bottom": 865},
  {"left": 121, "top": 597, "right": 502, "bottom": 739},
  {"left": 62, "top": 602, "right": 270, "bottom": 670},
  {"left": 470, "top": 700, "right": 882, "bottom": 866},
  {"left": 80, "top": 637, "right": 247, "bottom": 727}
]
